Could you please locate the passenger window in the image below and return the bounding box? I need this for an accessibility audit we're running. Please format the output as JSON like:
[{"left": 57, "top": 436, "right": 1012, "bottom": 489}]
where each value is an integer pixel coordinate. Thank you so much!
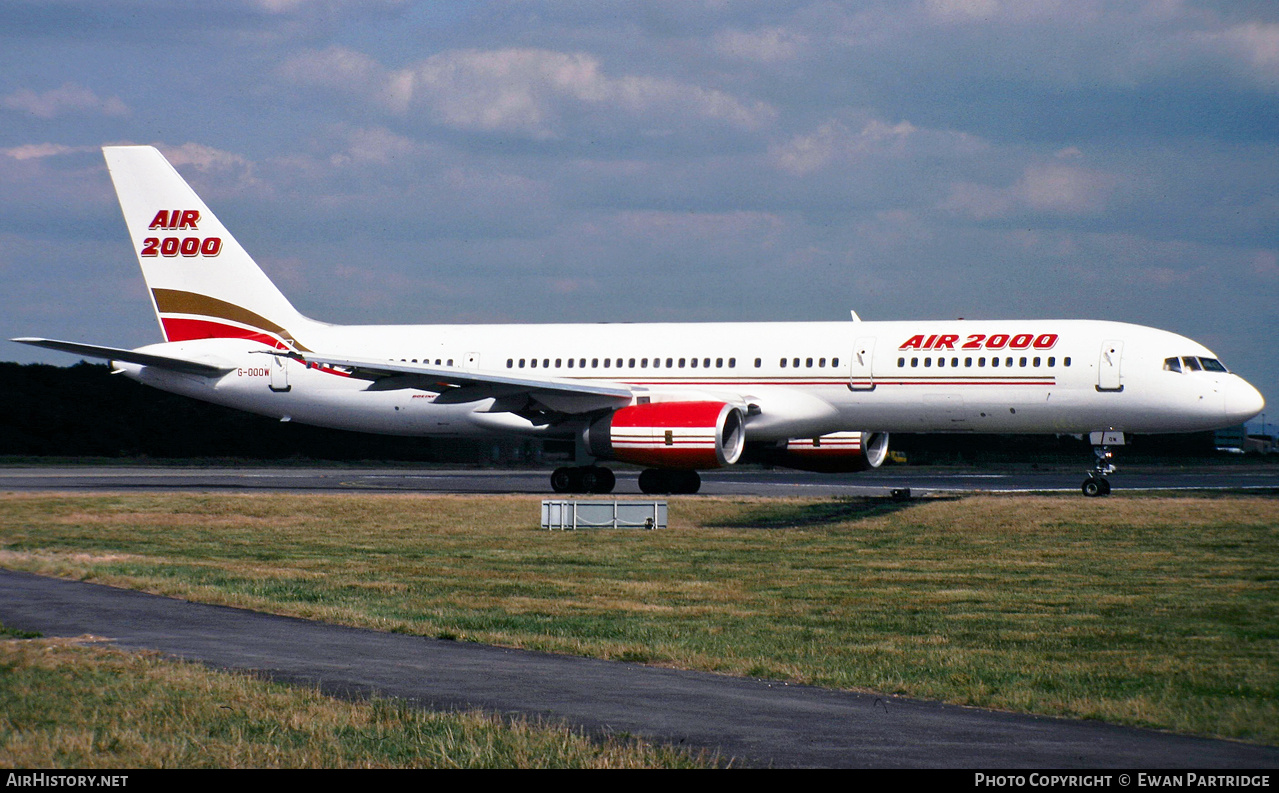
[
  {"left": 898, "top": 357, "right": 905, "bottom": 368},
  {"left": 729, "top": 358, "right": 736, "bottom": 368},
  {"left": 793, "top": 357, "right": 800, "bottom": 368},
  {"left": 831, "top": 358, "right": 839, "bottom": 367},
  {"left": 506, "top": 359, "right": 513, "bottom": 368},
  {"left": 806, "top": 358, "right": 813, "bottom": 368},
  {"left": 924, "top": 358, "right": 932, "bottom": 368},
  {"left": 1064, "top": 357, "right": 1071, "bottom": 367},
  {"left": 911, "top": 358, "right": 918, "bottom": 367},
  {"left": 665, "top": 358, "right": 673, "bottom": 368},
  {"left": 780, "top": 358, "right": 787, "bottom": 368},
  {"left": 1019, "top": 357, "right": 1027, "bottom": 367},
  {"left": 1048, "top": 357, "right": 1055, "bottom": 367},
  {"left": 592, "top": 358, "right": 598, "bottom": 368},
  {"left": 992, "top": 358, "right": 1000, "bottom": 368}
]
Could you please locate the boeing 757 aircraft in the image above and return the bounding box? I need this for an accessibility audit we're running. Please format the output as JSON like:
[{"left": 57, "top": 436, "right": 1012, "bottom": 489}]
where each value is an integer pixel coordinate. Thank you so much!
[{"left": 13, "top": 146, "right": 1266, "bottom": 495}]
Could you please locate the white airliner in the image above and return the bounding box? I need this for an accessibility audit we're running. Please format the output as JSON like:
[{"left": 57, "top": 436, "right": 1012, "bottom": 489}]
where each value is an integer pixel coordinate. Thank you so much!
[{"left": 13, "top": 146, "right": 1266, "bottom": 496}]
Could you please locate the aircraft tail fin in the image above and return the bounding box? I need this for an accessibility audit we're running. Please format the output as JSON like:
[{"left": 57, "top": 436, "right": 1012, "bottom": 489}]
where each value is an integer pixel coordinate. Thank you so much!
[{"left": 103, "top": 145, "right": 315, "bottom": 352}]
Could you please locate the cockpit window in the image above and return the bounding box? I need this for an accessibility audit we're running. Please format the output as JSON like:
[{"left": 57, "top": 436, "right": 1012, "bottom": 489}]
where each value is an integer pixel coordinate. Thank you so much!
[{"left": 1173, "top": 356, "right": 1229, "bottom": 373}]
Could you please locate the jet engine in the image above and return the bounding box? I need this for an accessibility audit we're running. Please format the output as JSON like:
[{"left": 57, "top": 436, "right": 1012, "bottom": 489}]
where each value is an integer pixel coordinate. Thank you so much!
[
  {"left": 761, "top": 431, "right": 890, "bottom": 473},
  {"left": 587, "top": 401, "right": 746, "bottom": 469}
]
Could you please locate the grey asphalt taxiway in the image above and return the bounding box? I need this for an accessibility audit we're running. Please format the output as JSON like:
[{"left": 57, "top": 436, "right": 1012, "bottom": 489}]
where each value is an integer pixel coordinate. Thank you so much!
[
  {"left": 2, "top": 463, "right": 1277, "bottom": 495},
  {"left": 2, "top": 568, "right": 1277, "bottom": 768}
]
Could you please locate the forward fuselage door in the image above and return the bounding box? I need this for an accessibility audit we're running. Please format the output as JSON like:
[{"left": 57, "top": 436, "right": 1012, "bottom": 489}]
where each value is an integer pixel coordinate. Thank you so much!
[
  {"left": 849, "top": 336, "right": 876, "bottom": 391},
  {"left": 1097, "top": 339, "right": 1124, "bottom": 391}
]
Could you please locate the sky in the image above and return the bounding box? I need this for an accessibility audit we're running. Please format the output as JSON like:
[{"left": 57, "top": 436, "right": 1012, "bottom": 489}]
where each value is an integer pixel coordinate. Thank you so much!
[{"left": 1, "top": 0, "right": 1276, "bottom": 431}]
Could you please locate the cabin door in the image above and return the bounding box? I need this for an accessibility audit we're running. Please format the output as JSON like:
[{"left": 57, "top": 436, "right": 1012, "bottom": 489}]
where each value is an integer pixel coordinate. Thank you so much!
[
  {"left": 1097, "top": 340, "right": 1124, "bottom": 391},
  {"left": 849, "top": 337, "right": 876, "bottom": 391}
]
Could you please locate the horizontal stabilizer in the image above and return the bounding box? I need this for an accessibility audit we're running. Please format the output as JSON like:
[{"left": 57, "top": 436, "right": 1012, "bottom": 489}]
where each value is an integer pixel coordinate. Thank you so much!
[{"left": 11, "top": 338, "right": 233, "bottom": 377}]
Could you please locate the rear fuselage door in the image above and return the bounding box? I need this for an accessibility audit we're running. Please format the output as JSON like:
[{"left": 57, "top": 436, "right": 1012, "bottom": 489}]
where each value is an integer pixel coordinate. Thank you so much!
[{"left": 269, "top": 354, "right": 290, "bottom": 393}]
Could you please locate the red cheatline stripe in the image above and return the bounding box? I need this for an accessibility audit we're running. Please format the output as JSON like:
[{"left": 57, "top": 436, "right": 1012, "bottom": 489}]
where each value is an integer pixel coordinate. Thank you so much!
[{"left": 161, "top": 318, "right": 287, "bottom": 349}]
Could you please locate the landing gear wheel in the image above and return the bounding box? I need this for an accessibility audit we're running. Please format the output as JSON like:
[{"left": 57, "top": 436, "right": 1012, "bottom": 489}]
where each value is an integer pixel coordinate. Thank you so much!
[
  {"left": 638, "top": 469, "right": 665, "bottom": 494},
  {"left": 551, "top": 467, "right": 575, "bottom": 494},
  {"left": 550, "top": 466, "right": 616, "bottom": 494},
  {"left": 1081, "top": 476, "right": 1111, "bottom": 497},
  {"left": 590, "top": 467, "right": 616, "bottom": 494}
]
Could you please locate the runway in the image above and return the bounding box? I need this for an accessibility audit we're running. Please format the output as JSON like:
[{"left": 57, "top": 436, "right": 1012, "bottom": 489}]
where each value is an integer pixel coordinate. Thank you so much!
[
  {"left": 1, "top": 463, "right": 1277, "bottom": 496},
  {"left": 2, "top": 567, "right": 1276, "bottom": 768}
]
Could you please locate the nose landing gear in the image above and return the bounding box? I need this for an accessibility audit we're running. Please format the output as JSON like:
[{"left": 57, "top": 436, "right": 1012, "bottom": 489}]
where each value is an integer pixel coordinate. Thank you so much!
[{"left": 1081, "top": 431, "right": 1123, "bottom": 497}]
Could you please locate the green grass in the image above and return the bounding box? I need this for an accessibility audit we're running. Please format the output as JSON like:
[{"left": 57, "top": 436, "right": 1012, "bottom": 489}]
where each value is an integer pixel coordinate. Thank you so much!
[
  {"left": 0, "top": 636, "right": 715, "bottom": 768},
  {"left": 0, "top": 492, "right": 1275, "bottom": 744}
]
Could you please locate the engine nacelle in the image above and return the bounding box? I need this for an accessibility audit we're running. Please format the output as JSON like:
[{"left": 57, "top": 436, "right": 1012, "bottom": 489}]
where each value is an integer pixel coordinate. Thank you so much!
[
  {"left": 587, "top": 401, "right": 746, "bottom": 469},
  {"left": 763, "top": 431, "right": 890, "bottom": 473}
]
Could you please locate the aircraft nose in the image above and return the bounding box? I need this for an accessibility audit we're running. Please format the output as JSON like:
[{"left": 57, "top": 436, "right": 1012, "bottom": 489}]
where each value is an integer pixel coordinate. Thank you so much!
[{"left": 1224, "top": 377, "right": 1265, "bottom": 424}]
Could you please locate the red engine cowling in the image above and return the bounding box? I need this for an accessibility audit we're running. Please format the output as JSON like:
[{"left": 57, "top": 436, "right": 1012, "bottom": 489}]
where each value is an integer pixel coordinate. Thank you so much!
[
  {"left": 587, "top": 401, "right": 746, "bottom": 469},
  {"left": 769, "top": 431, "right": 889, "bottom": 473}
]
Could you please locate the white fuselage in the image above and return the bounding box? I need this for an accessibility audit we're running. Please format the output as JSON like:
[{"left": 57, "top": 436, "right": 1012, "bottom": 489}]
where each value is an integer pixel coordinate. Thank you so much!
[{"left": 120, "top": 317, "right": 1265, "bottom": 444}]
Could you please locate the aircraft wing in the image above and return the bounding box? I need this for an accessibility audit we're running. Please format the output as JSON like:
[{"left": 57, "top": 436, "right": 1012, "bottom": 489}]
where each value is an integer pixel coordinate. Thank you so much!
[
  {"left": 11, "top": 338, "right": 234, "bottom": 377},
  {"left": 296, "top": 351, "right": 636, "bottom": 413}
]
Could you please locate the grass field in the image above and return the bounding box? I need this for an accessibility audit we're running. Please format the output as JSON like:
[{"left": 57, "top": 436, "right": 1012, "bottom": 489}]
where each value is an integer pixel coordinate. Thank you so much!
[
  {"left": 0, "top": 632, "right": 715, "bottom": 768},
  {"left": 0, "top": 491, "right": 1275, "bottom": 750}
]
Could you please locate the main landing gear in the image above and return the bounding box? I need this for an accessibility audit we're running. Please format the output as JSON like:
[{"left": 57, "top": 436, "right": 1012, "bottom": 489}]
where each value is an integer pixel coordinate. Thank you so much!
[
  {"left": 550, "top": 466, "right": 616, "bottom": 494},
  {"left": 1081, "top": 432, "right": 1122, "bottom": 497}
]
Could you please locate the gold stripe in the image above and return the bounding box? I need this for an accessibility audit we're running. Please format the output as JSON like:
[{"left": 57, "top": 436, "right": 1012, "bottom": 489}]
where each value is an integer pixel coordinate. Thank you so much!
[{"left": 151, "top": 288, "right": 310, "bottom": 352}]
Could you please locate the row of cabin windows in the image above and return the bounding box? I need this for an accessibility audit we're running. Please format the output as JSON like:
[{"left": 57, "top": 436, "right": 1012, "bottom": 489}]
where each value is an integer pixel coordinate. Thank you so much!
[
  {"left": 507, "top": 357, "right": 738, "bottom": 370},
  {"left": 775, "top": 357, "right": 840, "bottom": 369},
  {"left": 401, "top": 358, "right": 451, "bottom": 366},
  {"left": 897, "top": 356, "right": 1072, "bottom": 369}
]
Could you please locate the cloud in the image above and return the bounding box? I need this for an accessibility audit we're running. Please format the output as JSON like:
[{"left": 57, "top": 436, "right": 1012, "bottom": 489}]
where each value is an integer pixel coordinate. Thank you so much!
[
  {"left": 711, "top": 27, "right": 807, "bottom": 62},
  {"left": 1, "top": 83, "right": 128, "bottom": 119},
  {"left": 1, "top": 143, "right": 88, "bottom": 161},
  {"left": 280, "top": 46, "right": 776, "bottom": 139},
  {"left": 941, "top": 160, "right": 1118, "bottom": 219}
]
